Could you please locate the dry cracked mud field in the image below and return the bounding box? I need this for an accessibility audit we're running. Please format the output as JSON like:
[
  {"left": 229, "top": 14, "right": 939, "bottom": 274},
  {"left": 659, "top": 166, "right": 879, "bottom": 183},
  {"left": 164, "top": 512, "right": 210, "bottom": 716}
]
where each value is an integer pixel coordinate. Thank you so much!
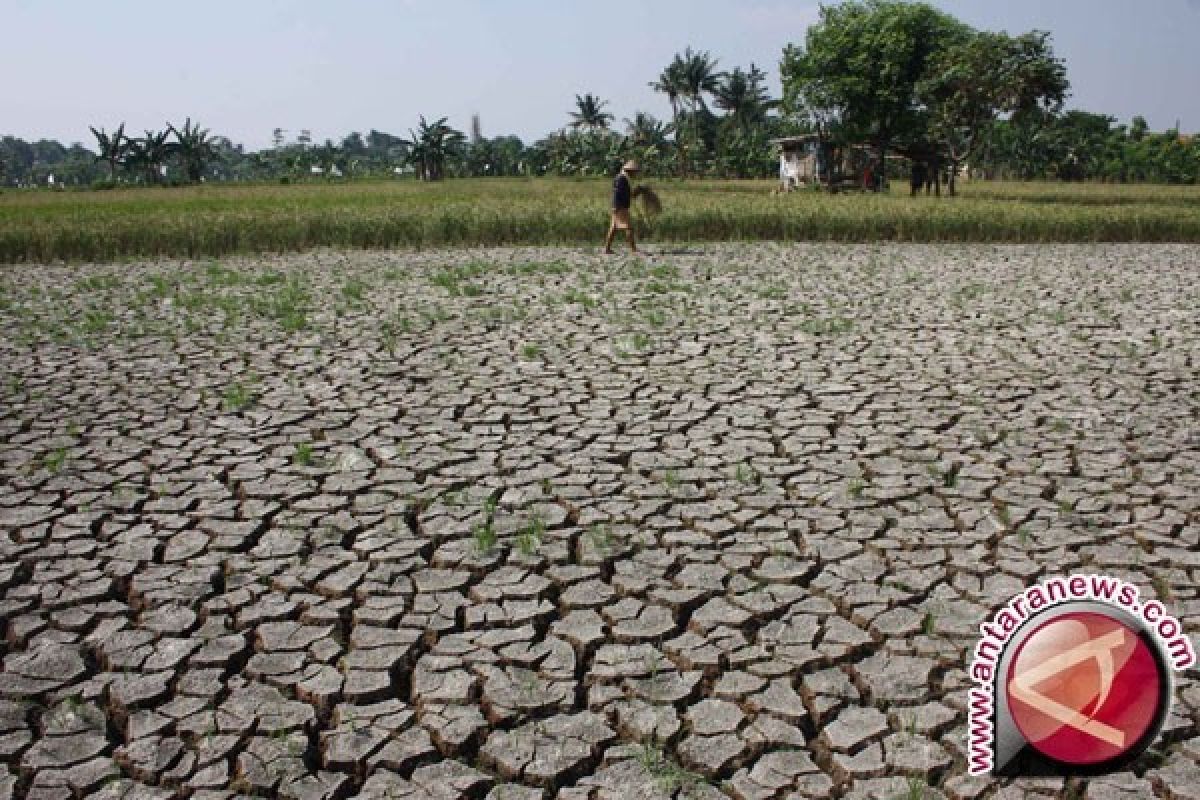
[{"left": 1, "top": 243, "right": 1198, "bottom": 800}]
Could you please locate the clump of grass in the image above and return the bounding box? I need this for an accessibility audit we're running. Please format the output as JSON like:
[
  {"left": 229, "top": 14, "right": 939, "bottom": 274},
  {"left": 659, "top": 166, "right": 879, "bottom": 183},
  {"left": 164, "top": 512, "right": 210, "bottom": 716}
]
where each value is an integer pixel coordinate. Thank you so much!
[
  {"left": 562, "top": 287, "right": 597, "bottom": 309},
  {"left": 847, "top": 477, "right": 866, "bottom": 499},
  {"left": 80, "top": 307, "right": 114, "bottom": 335},
  {"left": 205, "top": 261, "right": 245, "bottom": 286},
  {"left": 734, "top": 463, "right": 759, "bottom": 485},
  {"left": 586, "top": 524, "right": 614, "bottom": 555},
  {"left": 43, "top": 447, "right": 68, "bottom": 474},
  {"left": 472, "top": 522, "right": 497, "bottom": 555},
  {"left": 515, "top": 516, "right": 543, "bottom": 557},
  {"left": 995, "top": 502, "right": 1012, "bottom": 528},
  {"left": 293, "top": 442, "right": 315, "bottom": 466},
  {"left": 222, "top": 380, "right": 257, "bottom": 412},
  {"left": 472, "top": 495, "right": 500, "bottom": 555},
  {"left": 341, "top": 278, "right": 367, "bottom": 307},
  {"left": 431, "top": 264, "right": 486, "bottom": 297},
  {"left": 76, "top": 274, "right": 121, "bottom": 292},
  {"left": 635, "top": 741, "right": 708, "bottom": 795},
  {"left": 520, "top": 343, "right": 542, "bottom": 360}
]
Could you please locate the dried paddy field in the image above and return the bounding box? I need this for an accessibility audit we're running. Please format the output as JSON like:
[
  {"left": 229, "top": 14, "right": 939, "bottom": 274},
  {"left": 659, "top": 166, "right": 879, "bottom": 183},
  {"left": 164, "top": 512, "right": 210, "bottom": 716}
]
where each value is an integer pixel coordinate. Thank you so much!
[{"left": 1, "top": 243, "right": 1198, "bottom": 798}]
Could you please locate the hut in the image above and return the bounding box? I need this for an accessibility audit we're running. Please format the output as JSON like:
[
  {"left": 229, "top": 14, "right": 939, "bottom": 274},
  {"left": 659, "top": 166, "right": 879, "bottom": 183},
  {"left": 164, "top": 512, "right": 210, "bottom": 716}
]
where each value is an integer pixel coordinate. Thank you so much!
[
  {"left": 772, "top": 135, "right": 880, "bottom": 192},
  {"left": 772, "top": 135, "right": 823, "bottom": 190}
]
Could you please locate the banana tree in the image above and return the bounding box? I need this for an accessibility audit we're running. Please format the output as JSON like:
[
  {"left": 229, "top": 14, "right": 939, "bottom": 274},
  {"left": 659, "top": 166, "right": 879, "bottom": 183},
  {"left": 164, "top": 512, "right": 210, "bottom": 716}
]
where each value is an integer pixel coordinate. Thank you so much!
[
  {"left": 169, "top": 118, "right": 218, "bottom": 183},
  {"left": 406, "top": 116, "right": 465, "bottom": 181},
  {"left": 89, "top": 123, "right": 129, "bottom": 181},
  {"left": 127, "top": 129, "right": 175, "bottom": 184}
]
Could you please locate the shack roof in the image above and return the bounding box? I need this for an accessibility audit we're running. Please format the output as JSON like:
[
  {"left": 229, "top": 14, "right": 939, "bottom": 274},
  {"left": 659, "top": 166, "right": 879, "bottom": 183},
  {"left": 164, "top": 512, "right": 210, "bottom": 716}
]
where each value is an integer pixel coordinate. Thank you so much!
[{"left": 770, "top": 135, "right": 821, "bottom": 148}]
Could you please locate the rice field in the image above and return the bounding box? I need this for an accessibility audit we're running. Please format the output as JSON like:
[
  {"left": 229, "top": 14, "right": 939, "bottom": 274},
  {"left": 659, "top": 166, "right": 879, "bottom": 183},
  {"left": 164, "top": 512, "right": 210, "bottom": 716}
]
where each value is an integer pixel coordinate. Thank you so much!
[{"left": 2, "top": 178, "right": 1199, "bottom": 263}]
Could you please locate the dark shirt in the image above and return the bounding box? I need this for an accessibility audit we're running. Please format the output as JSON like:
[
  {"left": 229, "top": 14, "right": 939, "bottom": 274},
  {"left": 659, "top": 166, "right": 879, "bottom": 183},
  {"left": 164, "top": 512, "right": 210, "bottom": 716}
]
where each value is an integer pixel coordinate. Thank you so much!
[{"left": 612, "top": 173, "right": 631, "bottom": 209}]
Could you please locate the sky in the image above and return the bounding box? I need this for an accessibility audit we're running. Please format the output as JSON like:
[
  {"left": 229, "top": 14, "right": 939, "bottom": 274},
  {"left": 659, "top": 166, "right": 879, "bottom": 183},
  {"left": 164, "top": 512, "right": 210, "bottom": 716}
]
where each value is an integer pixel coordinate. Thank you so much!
[{"left": 4, "top": 0, "right": 1199, "bottom": 151}]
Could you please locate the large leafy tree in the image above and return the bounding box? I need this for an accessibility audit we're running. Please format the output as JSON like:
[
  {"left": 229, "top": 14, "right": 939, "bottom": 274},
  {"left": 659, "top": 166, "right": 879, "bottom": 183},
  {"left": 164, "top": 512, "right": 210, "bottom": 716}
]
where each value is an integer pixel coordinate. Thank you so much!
[
  {"left": 89, "top": 123, "right": 129, "bottom": 181},
  {"left": 569, "top": 93, "right": 614, "bottom": 131},
  {"left": 920, "top": 30, "right": 1068, "bottom": 193},
  {"left": 781, "top": 1, "right": 971, "bottom": 169},
  {"left": 169, "top": 118, "right": 219, "bottom": 183}
]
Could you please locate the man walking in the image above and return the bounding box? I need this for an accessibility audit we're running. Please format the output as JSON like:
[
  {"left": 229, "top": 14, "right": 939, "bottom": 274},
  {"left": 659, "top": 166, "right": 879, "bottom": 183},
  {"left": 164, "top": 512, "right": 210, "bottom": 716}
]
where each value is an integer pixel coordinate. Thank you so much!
[{"left": 604, "top": 160, "right": 640, "bottom": 254}]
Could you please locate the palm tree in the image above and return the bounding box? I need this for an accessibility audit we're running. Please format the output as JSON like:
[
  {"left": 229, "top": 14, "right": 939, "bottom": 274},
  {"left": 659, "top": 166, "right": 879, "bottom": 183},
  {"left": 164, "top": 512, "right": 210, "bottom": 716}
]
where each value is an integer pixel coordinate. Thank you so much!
[
  {"left": 569, "top": 94, "right": 614, "bottom": 131},
  {"left": 625, "top": 112, "right": 671, "bottom": 148},
  {"left": 127, "top": 129, "right": 175, "bottom": 184},
  {"left": 407, "top": 116, "right": 465, "bottom": 181},
  {"left": 168, "top": 118, "right": 218, "bottom": 183},
  {"left": 89, "top": 123, "right": 128, "bottom": 181},
  {"left": 678, "top": 47, "right": 722, "bottom": 116},
  {"left": 678, "top": 48, "right": 721, "bottom": 175},
  {"left": 650, "top": 59, "right": 686, "bottom": 174},
  {"left": 653, "top": 48, "right": 720, "bottom": 176},
  {"left": 713, "top": 64, "right": 775, "bottom": 131}
]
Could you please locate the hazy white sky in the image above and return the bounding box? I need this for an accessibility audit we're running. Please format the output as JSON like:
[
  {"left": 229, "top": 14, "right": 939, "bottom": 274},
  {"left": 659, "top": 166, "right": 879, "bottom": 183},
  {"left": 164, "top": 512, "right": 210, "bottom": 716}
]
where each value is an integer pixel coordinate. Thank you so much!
[{"left": 4, "top": 0, "right": 1198, "bottom": 150}]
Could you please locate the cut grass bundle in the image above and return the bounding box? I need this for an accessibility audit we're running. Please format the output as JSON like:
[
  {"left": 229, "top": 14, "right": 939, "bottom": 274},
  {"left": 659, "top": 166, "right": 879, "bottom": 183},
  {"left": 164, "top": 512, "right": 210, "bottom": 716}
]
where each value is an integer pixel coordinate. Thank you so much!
[{"left": 636, "top": 185, "right": 663, "bottom": 217}]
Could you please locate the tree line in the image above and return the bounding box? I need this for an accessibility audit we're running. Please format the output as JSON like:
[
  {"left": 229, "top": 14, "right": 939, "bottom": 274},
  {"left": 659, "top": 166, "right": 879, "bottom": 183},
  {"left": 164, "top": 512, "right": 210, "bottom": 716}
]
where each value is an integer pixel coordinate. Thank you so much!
[{"left": 2, "top": 1, "right": 1197, "bottom": 189}]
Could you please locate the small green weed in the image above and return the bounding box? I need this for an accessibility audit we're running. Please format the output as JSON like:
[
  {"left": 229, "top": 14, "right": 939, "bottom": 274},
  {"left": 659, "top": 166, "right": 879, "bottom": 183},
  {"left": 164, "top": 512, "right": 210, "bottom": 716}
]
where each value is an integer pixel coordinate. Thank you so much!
[
  {"left": 516, "top": 515, "right": 544, "bottom": 557},
  {"left": 341, "top": 278, "right": 367, "bottom": 307},
  {"left": 293, "top": 443, "right": 315, "bottom": 466},
  {"left": 43, "top": 447, "right": 67, "bottom": 474},
  {"left": 222, "top": 380, "right": 257, "bottom": 412}
]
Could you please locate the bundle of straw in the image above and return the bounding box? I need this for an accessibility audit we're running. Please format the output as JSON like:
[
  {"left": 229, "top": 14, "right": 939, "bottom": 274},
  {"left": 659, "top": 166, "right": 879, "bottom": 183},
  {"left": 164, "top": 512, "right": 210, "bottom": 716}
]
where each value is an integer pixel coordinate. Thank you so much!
[{"left": 636, "top": 185, "right": 663, "bottom": 216}]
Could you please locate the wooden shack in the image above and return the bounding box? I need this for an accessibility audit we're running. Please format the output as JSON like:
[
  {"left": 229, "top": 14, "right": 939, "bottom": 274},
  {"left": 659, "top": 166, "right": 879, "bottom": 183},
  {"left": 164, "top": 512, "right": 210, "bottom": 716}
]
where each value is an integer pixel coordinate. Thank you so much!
[{"left": 772, "top": 135, "right": 879, "bottom": 191}]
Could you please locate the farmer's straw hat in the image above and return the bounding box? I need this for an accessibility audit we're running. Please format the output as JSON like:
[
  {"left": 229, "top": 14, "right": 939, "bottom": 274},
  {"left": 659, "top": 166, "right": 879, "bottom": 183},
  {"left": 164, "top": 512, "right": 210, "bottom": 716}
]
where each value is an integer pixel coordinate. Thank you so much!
[{"left": 622, "top": 160, "right": 640, "bottom": 172}]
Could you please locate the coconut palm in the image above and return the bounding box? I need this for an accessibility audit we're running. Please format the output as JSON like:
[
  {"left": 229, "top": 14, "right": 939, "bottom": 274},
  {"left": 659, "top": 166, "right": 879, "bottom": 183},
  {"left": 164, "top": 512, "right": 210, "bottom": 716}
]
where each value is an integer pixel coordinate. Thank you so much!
[
  {"left": 713, "top": 64, "right": 776, "bottom": 131},
  {"left": 653, "top": 48, "right": 720, "bottom": 176},
  {"left": 678, "top": 48, "right": 721, "bottom": 174},
  {"left": 650, "top": 58, "right": 686, "bottom": 174},
  {"left": 569, "top": 94, "right": 614, "bottom": 131},
  {"left": 169, "top": 118, "right": 218, "bottom": 183},
  {"left": 89, "top": 123, "right": 129, "bottom": 181},
  {"left": 678, "top": 47, "right": 722, "bottom": 116},
  {"left": 407, "top": 116, "right": 465, "bottom": 181}
]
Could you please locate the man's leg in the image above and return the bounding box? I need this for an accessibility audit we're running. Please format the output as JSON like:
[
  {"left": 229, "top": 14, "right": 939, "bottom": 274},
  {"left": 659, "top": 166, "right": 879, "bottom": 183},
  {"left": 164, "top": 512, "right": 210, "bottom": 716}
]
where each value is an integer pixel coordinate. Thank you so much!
[{"left": 604, "top": 219, "right": 616, "bottom": 253}]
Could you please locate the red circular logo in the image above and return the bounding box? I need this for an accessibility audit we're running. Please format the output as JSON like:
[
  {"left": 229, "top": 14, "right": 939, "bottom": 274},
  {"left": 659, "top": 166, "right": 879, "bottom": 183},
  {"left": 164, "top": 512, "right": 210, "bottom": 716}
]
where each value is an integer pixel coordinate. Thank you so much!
[{"left": 1005, "top": 611, "right": 1165, "bottom": 766}]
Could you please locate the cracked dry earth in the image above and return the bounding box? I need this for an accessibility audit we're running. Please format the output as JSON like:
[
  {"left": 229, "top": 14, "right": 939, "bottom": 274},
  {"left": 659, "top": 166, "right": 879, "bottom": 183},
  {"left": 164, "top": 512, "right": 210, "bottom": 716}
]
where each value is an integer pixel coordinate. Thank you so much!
[{"left": 0, "top": 243, "right": 1198, "bottom": 800}]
